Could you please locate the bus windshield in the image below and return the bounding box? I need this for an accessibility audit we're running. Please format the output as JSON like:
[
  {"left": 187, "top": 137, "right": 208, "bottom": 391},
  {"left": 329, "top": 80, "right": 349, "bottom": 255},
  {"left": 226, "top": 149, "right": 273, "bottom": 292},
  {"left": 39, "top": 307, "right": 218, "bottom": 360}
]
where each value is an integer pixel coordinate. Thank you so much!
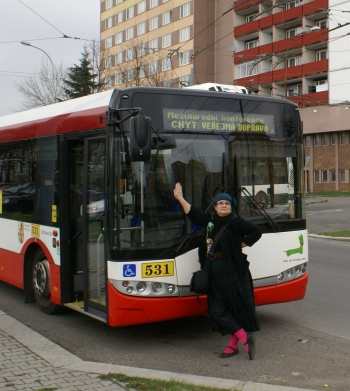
[{"left": 108, "top": 89, "right": 304, "bottom": 261}]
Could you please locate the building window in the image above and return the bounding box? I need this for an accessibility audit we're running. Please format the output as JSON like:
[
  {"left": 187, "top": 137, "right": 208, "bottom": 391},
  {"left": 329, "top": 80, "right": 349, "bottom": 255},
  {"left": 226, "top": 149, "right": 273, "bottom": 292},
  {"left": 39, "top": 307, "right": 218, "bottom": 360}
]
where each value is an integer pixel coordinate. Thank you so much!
[
  {"left": 115, "top": 52, "right": 123, "bottom": 64},
  {"left": 180, "top": 27, "right": 190, "bottom": 42},
  {"left": 117, "top": 11, "right": 123, "bottom": 24},
  {"left": 305, "top": 135, "right": 310, "bottom": 146},
  {"left": 116, "top": 0, "right": 123, "bottom": 4},
  {"left": 331, "top": 170, "right": 336, "bottom": 182},
  {"left": 125, "top": 48, "right": 134, "bottom": 61},
  {"left": 104, "top": 76, "right": 113, "bottom": 88},
  {"left": 137, "top": 43, "right": 146, "bottom": 56},
  {"left": 316, "top": 50, "right": 327, "bottom": 61},
  {"left": 163, "top": 0, "right": 169, "bottom": 2},
  {"left": 236, "top": 61, "right": 258, "bottom": 78},
  {"left": 162, "top": 34, "right": 171, "bottom": 48},
  {"left": 149, "top": 16, "right": 158, "bottom": 31},
  {"left": 116, "top": 32, "right": 123, "bottom": 44},
  {"left": 137, "top": 22, "right": 146, "bottom": 36},
  {"left": 322, "top": 170, "right": 328, "bottom": 182},
  {"left": 180, "top": 50, "right": 191, "bottom": 66},
  {"left": 126, "top": 6, "right": 134, "bottom": 20},
  {"left": 106, "top": 17, "right": 113, "bottom": 29},
  {"left": 179, "top": 75, "right": 190, "bottom": 87},
  {"left": 286, "top": 27, "right": 302, "bottom": 38},
  {"left": 105, "top": 56, "right": 113, "bottom": 68},
  {"left": 287, "top": 84, "right": 302, "bottom": 97},
  {"left": 149, "top": 38, "right": 158, "bottom": 52},
  {"left": 180, "top": 2, "right": 191, "bottom": 18},
  {"left": 340, "top": 170, "right": 345, "bottom": 182},
  {"left": 322, "top": 134, "right": 328, "bottom": 145},
  {"left": 162, "top": 58, "right": 171, "bottom": 71},
  {"left": 163, "top": 79, "right": 172, "bottom": 87},
  {"left": 126, "top": 69, "right": 134, "bottom": 82},
  {"left": 340, "top": 132, "right": 346, "bottom": 144},
  {"left": 314, "top": 134, "right": 319, "bottom": 145},
  {"left": 331, "top": 133, "right": 336, "bottom": 145},
  {"left": 150, "top": 0, "right": 158, "bottom": 9},
  {"left": 316, "top": 19, "right": 327, "bottom": 29},
  {"left": 285, "top": 1, "right": 300, "bottom": 9},
  {"left": 246, "top": 13, "right": 258, "bottom": 23},
  {"left": 314, "top": 170, "right": 319, "bottom": 182},
  {"left": 149, "top": 61, "right": 158, "bottom": 75},
  {"left": 162, "top": 11, "right": 171, "bottom": 25},
  {"left": 115, "top": 73, "right": 123, "bottom": 85},
  {"left": 138, "top": 0, "right": 146, "bottom": 14},
  {"left": 245, "top": 39, "right": 258, "bottom": 50},
  {"left": 106, "top": 0, "right": 113, "bottom": 10},
  {"left": 287, "top": 56, "right": 302, "bottom": 67},
  {"left": 126, "top": 27, "right": 134, "bottom": 40},
  {"left": 139, "top": 66, "right": 146, "bottom": 78},
  {"left": 105, "top": 36, "right": 113, "bottom": 49}
]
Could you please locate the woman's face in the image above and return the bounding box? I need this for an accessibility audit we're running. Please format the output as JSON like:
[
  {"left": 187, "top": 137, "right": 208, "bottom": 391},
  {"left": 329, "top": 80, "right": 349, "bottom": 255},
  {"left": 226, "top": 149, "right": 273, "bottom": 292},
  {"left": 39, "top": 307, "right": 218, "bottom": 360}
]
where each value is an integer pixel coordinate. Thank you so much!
[{"left": 214, "top": 201, "right": 232, "bottom": 217}]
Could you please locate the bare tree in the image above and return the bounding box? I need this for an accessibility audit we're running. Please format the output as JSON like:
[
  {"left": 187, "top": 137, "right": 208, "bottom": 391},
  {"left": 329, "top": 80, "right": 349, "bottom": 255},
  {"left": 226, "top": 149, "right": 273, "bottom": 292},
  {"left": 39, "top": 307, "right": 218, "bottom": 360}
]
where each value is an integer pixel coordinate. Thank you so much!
[
  {"left": 15, "top": 59, "right": 69, "bottom": 110},
  {"left": 87, "top": 40, "right": 112, "bottom": 93},
  {"left": 101, "top": 38, "right": 175, "bottom": 90}
]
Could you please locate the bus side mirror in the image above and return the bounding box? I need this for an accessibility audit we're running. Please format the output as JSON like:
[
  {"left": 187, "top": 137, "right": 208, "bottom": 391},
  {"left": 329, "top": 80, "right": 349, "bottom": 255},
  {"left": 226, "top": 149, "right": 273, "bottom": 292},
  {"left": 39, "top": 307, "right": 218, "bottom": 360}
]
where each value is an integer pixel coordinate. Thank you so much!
[
  {"left": 130, "top": 110, "right": 151, "bottom": 161},
  {"left": 153, "top": 135, "right": 176, "bottom": 150}
]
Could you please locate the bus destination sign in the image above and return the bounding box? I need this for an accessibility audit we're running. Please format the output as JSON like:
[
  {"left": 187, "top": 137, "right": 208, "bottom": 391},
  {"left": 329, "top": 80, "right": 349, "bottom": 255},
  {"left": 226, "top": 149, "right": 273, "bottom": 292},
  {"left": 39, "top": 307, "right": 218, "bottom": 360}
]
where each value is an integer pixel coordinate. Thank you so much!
[{"left": 163, "top": 109, "right": 275, "bottom": 134}]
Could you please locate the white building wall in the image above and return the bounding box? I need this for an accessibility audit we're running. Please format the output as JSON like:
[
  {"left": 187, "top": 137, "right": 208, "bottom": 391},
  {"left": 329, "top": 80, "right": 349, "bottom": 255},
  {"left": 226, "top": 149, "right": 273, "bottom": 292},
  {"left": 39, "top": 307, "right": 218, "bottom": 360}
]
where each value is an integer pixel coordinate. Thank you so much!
[{"left": 329, "top": 0, "right": 350, "bottom": 104}]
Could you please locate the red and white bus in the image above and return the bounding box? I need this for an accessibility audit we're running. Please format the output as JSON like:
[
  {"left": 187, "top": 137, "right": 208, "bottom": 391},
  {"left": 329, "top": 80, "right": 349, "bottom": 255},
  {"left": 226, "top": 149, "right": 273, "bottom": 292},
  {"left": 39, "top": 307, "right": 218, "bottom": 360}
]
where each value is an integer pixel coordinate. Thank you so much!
[{"left": 0, "top": 86, "right": 308, "bottom": 326}]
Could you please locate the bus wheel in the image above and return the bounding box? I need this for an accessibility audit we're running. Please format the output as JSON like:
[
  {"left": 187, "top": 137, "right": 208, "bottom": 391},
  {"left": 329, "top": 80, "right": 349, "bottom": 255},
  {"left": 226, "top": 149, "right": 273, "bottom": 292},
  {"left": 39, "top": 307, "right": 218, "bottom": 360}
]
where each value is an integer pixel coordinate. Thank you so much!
[
  {"left": 255, "top": 191, "right": 268, "bottom": 209},
  {"left": 32, "top": 248, "right": 61, "bottom": 315}
]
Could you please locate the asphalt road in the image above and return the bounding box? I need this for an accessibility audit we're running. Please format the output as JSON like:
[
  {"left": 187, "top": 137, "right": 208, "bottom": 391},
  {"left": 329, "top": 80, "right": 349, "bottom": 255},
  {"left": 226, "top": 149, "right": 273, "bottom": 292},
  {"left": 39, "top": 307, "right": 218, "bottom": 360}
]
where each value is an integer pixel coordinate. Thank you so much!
[
  {"left": 1, "top": 197, "right": 350, "bottom": 390},
  {"left": 305, "top": 196, "right": 350, "bottom": 234}
]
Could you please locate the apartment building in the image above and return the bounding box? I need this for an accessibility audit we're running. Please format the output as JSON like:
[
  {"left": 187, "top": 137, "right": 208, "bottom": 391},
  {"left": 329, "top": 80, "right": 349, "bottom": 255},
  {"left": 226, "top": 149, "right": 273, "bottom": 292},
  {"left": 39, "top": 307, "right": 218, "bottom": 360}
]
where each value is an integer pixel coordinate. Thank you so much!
[
  {"left": 231, "top": 0, "right": 350, "bottom": 191},
  {"left": 100, "top": 0, "right": 236, "bottom": 88}
]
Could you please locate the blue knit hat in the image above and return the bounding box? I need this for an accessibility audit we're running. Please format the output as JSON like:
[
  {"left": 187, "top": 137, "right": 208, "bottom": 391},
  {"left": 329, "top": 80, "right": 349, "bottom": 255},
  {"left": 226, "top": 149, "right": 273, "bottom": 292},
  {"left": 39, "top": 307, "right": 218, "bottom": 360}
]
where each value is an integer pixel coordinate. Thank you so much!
[{"left": 213, "top": 193, "right": 237, "bottom": 208}]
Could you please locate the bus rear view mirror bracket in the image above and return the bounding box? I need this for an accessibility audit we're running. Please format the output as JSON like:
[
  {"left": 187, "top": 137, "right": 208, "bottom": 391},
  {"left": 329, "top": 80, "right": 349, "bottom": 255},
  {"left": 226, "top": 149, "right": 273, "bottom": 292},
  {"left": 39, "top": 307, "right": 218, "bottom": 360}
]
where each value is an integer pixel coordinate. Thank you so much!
[
  {"left": 107, "top": 107, "right": 151, "bottom": 162},
  {"left": 152, "top": 135, "right": 176, "bottom": 150}
]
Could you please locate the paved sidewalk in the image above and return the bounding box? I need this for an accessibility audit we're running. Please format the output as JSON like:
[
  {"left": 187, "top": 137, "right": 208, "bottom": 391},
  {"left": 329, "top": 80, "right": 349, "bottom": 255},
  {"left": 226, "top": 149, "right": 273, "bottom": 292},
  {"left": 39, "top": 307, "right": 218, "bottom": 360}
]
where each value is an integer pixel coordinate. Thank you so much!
[{"left": 0, "top": 310, "right": 319, "bottom": 391}]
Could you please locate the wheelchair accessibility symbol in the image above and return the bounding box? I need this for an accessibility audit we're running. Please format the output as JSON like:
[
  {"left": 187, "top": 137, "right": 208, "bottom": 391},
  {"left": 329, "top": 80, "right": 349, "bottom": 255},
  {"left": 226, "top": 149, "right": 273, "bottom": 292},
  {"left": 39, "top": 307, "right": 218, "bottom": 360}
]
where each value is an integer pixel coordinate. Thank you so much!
[{"left": 123, "top": 264, "right": 136, "bottom": 277}]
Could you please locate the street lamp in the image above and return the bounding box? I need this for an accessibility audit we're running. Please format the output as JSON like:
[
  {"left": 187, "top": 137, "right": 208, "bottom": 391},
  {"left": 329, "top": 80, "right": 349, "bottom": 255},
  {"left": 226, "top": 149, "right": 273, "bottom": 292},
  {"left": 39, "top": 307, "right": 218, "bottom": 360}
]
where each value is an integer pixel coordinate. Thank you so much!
[{"left": 20, "top": 41, "right": 56, "bottom": 101}]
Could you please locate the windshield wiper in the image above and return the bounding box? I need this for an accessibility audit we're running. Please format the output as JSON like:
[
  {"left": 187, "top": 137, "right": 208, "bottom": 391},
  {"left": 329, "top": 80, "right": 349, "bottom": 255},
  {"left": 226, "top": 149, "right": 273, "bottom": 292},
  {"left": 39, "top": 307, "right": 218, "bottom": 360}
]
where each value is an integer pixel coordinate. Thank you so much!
[{"left": 240, "top": 187, "right": 280, "bottom": 232}]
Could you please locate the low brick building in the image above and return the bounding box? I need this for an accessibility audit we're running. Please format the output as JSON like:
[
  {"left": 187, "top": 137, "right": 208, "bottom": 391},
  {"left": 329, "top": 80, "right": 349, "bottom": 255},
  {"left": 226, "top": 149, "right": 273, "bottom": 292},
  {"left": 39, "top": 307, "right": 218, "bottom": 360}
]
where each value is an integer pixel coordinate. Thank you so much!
[{"left": 301, "top": 105, "right": 350, "bottom": 192}]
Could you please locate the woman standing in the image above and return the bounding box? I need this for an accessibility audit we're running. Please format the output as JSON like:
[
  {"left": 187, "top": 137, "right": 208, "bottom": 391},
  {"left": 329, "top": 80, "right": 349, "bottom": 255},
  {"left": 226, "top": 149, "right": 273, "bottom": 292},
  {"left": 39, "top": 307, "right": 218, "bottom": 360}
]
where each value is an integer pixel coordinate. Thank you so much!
[{"left": 173, "top": 183, "right": 262, "bottom": 360}]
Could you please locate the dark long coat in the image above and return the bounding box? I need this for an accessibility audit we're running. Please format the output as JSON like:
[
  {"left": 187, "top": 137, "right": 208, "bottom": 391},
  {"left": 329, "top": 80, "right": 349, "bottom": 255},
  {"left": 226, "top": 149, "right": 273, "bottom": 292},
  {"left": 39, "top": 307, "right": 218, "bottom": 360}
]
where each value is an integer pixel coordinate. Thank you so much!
[{"left": 187, "top": 207, "right": 262, "bottom": 335}]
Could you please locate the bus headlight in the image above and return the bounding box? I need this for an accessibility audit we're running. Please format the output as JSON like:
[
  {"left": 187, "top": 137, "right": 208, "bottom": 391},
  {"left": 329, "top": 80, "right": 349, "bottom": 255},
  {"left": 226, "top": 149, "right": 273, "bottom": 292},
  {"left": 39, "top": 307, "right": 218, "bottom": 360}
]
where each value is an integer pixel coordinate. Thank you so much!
[
  {"left": 167, "top": 284, "right": 175, "bottom": 294},
  {"left": 152, "top": 283, "right": 162, "bottom": 293},
  {"left": 286, "top": 268, "right": 294, "bottom": 278},
  {"left": 278, "top": 272, "right": 284, "bottom": 281},
  {"left": 122, "top": 281, "right": 129, "bottom": 287},
  {"left": 295, "top": 265, "right": 301, "bottom": 275},
  {"left": 302, "top": 263, "right": 307, "bottom": 274},
  {"left": 126, "top": 286, "right": 133, "bottom": 293},
  {"left": 136, "top": 282, "right": 147, "bottom": 292}
]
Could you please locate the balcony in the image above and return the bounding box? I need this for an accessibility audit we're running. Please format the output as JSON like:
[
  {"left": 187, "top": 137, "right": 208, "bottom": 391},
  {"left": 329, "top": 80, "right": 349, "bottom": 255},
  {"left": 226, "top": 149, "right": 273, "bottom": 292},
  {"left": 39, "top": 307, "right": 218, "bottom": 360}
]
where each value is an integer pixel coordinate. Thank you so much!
[
  {"left": 304, "top": 0, "right": 328, "bottom": 16},
  {"left": 287, "top": 91, "right": 328, "bottom": 106},
  {"left": 234, "top": 0, "right": 261, "bottom": 13},
  {"left": 304, "top": 59, "right": 328, "bottom": 76},
  {"left": 273, "top": 5, "right": 303, "bottom": 26}
]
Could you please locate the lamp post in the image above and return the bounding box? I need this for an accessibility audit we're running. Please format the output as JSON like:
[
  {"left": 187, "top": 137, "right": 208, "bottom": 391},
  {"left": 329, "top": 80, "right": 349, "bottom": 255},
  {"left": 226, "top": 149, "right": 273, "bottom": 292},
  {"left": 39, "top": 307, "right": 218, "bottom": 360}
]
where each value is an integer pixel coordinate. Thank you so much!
[{"left": 21, "top": 41, "right": 56, "bottom": 101}]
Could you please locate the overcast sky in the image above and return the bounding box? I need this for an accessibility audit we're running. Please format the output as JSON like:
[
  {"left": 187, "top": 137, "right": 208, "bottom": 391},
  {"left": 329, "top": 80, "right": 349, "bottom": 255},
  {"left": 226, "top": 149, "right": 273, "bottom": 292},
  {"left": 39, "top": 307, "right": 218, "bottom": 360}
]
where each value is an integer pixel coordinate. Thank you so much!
[{"left": 0, "top": 0, "right": 100, "bottom": 117}]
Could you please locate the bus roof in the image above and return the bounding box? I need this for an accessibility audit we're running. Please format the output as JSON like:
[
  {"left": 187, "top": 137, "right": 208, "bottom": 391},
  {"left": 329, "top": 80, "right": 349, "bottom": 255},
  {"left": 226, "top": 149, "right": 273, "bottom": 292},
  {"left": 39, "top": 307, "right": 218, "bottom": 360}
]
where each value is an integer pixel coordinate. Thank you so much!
[{"left": 0, "top": 90, "right": 113, "bottom": 129}]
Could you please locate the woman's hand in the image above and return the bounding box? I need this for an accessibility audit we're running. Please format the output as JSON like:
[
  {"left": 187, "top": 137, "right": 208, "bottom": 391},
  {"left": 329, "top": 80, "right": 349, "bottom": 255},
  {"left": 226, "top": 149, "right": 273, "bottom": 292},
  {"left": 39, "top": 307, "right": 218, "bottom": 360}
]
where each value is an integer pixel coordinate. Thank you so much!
[
  {"left": 173, "top": 182, "right": 191, "bottom": 214},
  {"left": 173, "top": 182, "right": 184, "bottom": 201}
]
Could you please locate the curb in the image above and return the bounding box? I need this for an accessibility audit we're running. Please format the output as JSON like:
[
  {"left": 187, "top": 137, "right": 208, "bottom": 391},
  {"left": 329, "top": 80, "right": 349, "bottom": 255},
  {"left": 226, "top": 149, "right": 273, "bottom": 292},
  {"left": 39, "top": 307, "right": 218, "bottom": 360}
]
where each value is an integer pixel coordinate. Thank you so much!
[
  {"left": 0, "top": 311, "right": 319, "bottom": 391},
  {"left": 308, "top": 233, "right": 350, "bottom": 241}
]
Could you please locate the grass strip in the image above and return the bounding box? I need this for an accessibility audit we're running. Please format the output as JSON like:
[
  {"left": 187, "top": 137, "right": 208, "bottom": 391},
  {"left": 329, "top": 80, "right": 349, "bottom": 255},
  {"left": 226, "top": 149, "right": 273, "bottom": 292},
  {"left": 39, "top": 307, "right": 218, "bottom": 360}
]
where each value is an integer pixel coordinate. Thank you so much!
[
  {"left": 306, "top": 191, "right": 350, "bottom": 197},
  {"left": 99, "top": 373, "right": 235, "bottom": 391},
  {"left": 318, "top": 230, "right": 350, "bottom": 237}
]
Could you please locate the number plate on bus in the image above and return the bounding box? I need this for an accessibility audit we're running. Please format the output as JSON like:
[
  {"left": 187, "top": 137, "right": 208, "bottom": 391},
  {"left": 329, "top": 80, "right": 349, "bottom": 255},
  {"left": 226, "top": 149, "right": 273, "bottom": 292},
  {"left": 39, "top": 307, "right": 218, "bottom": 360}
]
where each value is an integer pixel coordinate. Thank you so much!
[
  {"left": 142, "top": 261, "right": 174, "bottom": 278},
  {"left": 31, "top": 224, "right": 40, "bottom": 237}
]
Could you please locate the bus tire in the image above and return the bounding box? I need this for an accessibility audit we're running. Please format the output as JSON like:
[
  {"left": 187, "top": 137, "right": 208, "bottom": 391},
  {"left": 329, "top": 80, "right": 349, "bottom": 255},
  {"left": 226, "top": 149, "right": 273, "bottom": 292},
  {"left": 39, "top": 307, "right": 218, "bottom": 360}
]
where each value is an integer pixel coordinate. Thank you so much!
[
  {"left": 32, "top": 248, "right": 62, "bottom": 315},
  {"left": 255, "top": 191, "right": 268, "bottom": 209}
]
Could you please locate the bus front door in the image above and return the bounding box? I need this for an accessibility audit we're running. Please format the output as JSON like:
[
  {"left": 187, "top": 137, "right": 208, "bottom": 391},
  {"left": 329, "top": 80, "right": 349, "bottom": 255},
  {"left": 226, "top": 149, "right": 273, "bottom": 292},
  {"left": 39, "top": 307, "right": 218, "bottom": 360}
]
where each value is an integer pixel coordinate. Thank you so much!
[
  {"left": 64, "top": 136, "right": 107, "bottom": 321},
  {"left": 82, "top": 137, "right": 107, "bottom": 319}
]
